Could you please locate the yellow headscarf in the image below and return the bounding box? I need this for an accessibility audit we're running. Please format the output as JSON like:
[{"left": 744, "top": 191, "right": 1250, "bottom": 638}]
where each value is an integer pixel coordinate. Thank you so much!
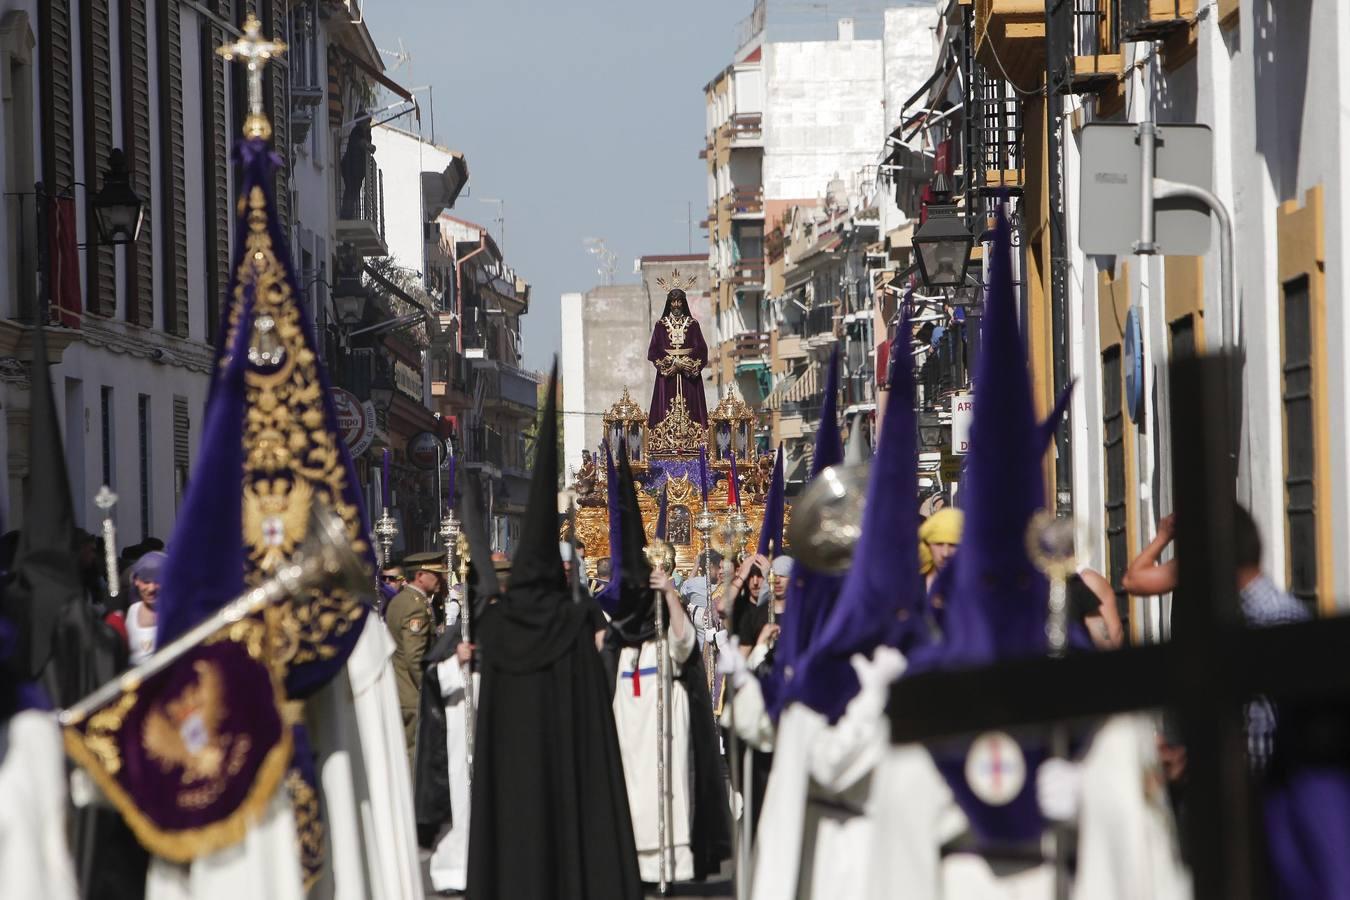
[{"left": 919, "top": 508, "right": 964, "bottom": 547}]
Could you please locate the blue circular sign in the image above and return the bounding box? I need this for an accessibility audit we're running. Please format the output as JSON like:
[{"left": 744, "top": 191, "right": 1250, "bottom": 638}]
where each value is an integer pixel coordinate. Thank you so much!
[{"left": 1123, "top": 306, "right": 1143, "bottom": 423}]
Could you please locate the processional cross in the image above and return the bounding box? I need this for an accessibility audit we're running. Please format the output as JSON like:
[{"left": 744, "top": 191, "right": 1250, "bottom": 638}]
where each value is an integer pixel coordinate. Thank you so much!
[
  {"left": 887, "top": 352, "right": 1346, "bottom": 899},
  {"left": 216, "top": 14, "right": 287, "bottom": 142}
]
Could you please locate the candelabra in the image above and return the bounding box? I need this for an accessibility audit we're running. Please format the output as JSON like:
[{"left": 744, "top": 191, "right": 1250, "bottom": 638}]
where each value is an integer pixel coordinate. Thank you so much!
[{"left": 374, "top": 508, "right": 399, "bottom": 570}]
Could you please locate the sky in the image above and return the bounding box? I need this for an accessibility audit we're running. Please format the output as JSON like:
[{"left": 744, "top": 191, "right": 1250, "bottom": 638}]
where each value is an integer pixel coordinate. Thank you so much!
[
  {"left": 367, "top": 1, "right": 894, "bottom": 372},
  {"left": 366, "top": 1, "right": 746, "bottom": 371}
]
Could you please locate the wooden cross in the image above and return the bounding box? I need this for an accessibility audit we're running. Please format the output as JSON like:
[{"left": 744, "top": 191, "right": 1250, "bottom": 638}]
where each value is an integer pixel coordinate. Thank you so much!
[
  {"left": 886, "top": 352, "right": 1338, "bottom": 899},
  {"left": 216, "top": 13, "right": 286, "bottom": 141}
]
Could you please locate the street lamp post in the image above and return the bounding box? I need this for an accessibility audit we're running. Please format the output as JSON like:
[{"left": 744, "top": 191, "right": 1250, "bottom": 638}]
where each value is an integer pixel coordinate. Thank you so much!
[{"left": 911, "top": 175, "right": 975, "bottom": 291}]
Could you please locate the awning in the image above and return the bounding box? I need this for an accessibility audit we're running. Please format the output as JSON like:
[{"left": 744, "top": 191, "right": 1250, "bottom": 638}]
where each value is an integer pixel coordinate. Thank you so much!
[
  {"left": 334, "top": 44, "right": 419, "bottom": 113},
  {"left": 763, "top": 369, "right": 802, "bottom": 411},
  {"left": 785, "top": 361, "right": 821, "bottom": 404}
]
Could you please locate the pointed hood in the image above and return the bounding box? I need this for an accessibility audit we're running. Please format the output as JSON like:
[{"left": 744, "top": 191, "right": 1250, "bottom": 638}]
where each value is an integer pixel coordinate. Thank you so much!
[
  {"left": 458, "top": 471, "right": 499, "bottom": 618},
  {"left": 755, "top": 446, "right": 785, "bottom": 557},
  {"left": 157, "top": 137, "right": 373, "bottom": 698},
  {"left": 2, "top": 328, "right": 123, "bottom": 705},
  {"left": 1036, "top": 381, "right": 1075, "bottom": 455},
  {"left": 783, "top": 317, "right": 923, "bottom": 723},
  {"left": 509, "top": 362, "right": 565, "bottom": 595},
  {"left": 909, "top": 209, "right": 1057, "bottom": 673},
  {"left": 766, "top": 346, "right": 846, "bottom": 719},
  {"left": 607, "top": 440, "right": 655, "bottom": 647},
  {"left": 595, "top": 441, "right": 623, "bottom": 616}
]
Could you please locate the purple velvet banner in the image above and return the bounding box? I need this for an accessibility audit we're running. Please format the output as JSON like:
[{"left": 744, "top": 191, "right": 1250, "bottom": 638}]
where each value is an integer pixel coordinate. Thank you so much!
[
  {"left": 644, "top": 458, "right": 719, "bottom": 496},
  {"left": 64, "top": 633, "right": 291, "bottom": 861}
]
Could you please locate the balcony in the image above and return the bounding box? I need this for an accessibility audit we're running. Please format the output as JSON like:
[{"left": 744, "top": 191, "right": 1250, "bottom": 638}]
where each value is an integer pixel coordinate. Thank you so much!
[
  {"left": 481, "top": 364, "right": 539, "bottom": 418},
  {"left": 777, "top": 333, "right": 806, "bottom": 361},
  {"left": 803, "top": 305, "right": 838, "bottom": 348},
  {"left": 723, "top": 188, "right": 764, "bottom": 219},
  {"left": 1121, "top": 0, "right": 1195, "bottom": 40},
  {"left": 1053, "top": 0, "right": 1123, "bottom": 94},
  {"left": 975, "top": 0, "right": 1048, "bottom": 91},
  {"left": 728, "top": 113, "right": 763, "bottom": 147},
  {"left": 336, "top": 154, "right": 387, "bottom": 258},
  {"left": 729, "top": 330, "right": 769, "bottom": 363},
  {"left": 726, "top": 257, "right": 766, "bottom": 287}
]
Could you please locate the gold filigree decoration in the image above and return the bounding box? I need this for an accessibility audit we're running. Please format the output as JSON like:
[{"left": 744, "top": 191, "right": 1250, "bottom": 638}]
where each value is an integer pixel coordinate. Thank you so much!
[
  {"left": 81, "top": 692, "right": 139, "bottom": 775},
  {"left": 654, "top": 268, "right": 699, "bottom": 292},
  {"left": 142, "top": 660, "right": 231, "bottom": 784},
  {"left": 661, "top": 314, "right": 693, "bottom": 348},
  {"left": 286, "top": 768, "right": 325, "bottom": 891},
  {"left": 229, "top": 186, "right": 369, "bottom": 672},
  {"left": 647, "top": 395, "right": 705, "bottom": 457},
  {"left": 709, "top": 387, "right": 756, "bottom": 424},
  {"left": 603, "top": 388, "right": 646, "bottom": 426}
]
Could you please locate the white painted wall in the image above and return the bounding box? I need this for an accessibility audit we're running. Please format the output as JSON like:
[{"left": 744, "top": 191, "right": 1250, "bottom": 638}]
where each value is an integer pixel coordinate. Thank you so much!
[
  {"left": 763, "top": 35, "right": 884, "bottom": 202},
  {"left": 372, "top": 123, "right": 454, "bottom": 276},
  {"left": 560, "top": 291, "right": 586, "bottom": 478}
]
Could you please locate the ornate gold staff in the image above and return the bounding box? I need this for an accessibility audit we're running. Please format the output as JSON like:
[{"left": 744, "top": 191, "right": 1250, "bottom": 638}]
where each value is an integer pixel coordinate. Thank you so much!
[{"left": 644, "top": 537, "right": 677, "bottom": 896}]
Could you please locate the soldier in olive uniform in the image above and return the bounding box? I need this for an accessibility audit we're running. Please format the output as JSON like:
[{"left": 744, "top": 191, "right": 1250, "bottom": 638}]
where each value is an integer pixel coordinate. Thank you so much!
[{"left": 386, "top": 551, "right": 448, "bottom": 762}]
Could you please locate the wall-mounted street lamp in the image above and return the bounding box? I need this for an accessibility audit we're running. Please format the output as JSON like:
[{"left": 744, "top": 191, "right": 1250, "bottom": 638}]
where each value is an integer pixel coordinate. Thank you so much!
[
  {"left": 91, "top": 149, "right": 145, "bottom": 246},
  {"left": 911, "top": 175, "right": 974, "bottom": 290}
]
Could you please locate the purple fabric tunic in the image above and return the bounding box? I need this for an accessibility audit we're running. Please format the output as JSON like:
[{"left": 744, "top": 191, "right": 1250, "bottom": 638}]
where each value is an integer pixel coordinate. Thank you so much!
[{"left": 647, "top": 315, "right": 709, "bottom": 427}]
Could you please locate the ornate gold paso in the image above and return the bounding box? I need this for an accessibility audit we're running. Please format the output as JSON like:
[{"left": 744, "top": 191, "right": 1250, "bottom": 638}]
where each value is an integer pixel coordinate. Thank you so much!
[
  {"left": 603, "top": 388, "right": 645, "bottom": 428},
  {"left": 647, "top": 395, "right": 706, "bottom": 457},
  {"left": 228, "top": 185, "right": 369, "bottom": 673}
]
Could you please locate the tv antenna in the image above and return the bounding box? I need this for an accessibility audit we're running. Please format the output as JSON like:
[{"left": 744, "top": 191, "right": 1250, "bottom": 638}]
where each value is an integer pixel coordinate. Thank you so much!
[
  {"left": 583, "top": 238, "right": 617, "bottom": 286},
  {"left": 378, "top": 38, "right": 412, "bottom": 75}
]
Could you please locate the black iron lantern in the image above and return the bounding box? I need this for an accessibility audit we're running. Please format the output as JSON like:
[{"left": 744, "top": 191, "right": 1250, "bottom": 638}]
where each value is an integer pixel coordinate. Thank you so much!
[
  {"left": 912, "top": 203, "right": 974, "bottom": 289},
  {"left": 92, "top": 149, "right": 145, "bottom": 246}
]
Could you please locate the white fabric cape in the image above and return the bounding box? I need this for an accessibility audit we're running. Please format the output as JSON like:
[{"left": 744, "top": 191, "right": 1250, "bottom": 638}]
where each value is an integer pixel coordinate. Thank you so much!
[
  {"left": 428, "top": 655, "right": 478, "bottom": 893},
  {"left": 0, "top": 709, "right": 80, "bottom": 900}
]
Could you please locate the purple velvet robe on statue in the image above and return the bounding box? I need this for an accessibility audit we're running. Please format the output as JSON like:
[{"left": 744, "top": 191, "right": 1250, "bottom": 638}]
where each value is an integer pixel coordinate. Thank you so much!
[{"left": 647, "top": 316, "right": 709, "bottom": 427}]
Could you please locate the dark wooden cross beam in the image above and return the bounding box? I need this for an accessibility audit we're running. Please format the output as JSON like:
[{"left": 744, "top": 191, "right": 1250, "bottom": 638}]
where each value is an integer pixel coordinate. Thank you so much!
[{"left": 886, "top": 352, "right": 1332, "bottom": 899}]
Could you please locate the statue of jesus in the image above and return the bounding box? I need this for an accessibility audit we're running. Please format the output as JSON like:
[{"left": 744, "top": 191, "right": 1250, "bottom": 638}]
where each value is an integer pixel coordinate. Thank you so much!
[{"left": 647, "top": 288, "right": 709, "bottom": 428}]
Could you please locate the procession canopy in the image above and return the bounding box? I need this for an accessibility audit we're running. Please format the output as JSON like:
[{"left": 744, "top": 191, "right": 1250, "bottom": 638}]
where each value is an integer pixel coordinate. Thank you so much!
[{"left": 568, "top": 288, "right": 787, "bottom": 576}]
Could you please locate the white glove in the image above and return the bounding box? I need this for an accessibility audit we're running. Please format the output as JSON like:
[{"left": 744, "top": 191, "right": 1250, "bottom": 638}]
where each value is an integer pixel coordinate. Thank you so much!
[
  {"left": 850, "top": 646, "right": 908, "bottom": 691},
  {"left": 715, "top": 632, "right": 751, "bottom": 691},
  {"left": 1036, "top": 757, "right": 1083, "bottom": 823}
]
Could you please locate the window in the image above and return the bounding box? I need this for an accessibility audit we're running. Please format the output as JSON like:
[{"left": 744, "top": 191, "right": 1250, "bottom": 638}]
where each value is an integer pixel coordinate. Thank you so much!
[
  {"left": 138, "top": 393, "right": 151, "bottom": 539},
  {"left": 101, "top": 386, "right": 114, "bottom": 488},
  {"left": 173, "top": 395, "right": 190, "bottom": 512},
  {"left": 1282, "top": 276, "right": 1316, "bottom": 605},
  {"left": 1102, "top": 346, "right": 1127, "bottom": 609},
  {"left": 1169, "top": 314, "right": 1196, "bottom": 359}
]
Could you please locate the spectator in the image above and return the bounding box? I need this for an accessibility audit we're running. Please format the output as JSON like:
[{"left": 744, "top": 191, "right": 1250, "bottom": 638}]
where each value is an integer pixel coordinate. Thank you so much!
[
  {"left": 125, "top": 551, "right": 166, "bottom": 665},
  {"left": 919, "top": 507, "right": 963, "bottom": 591},
  {"left": 1121, "top": 513, "right": 1179, "bottom": 597},
  {"left": 1068, "top": 568, "right": 1125, "bottom": 650}
]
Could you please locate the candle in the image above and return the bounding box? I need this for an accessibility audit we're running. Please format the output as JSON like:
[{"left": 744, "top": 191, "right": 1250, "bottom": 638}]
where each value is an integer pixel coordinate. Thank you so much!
[
  {"left": 382, "top": 448, "right": 391, "bottom": 509},
  {"left": 699, "top": 446, "right": 709, "bottom": 504},
  {"left": 728, "top": 450, "right": 740, "bottom": 509},
  {"left": 447, "top": 454, "right": 456, "bottom": 507}
]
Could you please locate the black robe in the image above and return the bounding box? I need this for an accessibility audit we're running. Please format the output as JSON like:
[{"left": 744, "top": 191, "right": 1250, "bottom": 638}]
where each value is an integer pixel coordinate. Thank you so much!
[
  {"left": 600, "top": 612, "right": 734, "bottom": 882},
  {"left": 413, "top": 627, "right": 460, "bottom": 841},
  {"left": 467, "top": 596, "right": 642, "bottom": 900}
]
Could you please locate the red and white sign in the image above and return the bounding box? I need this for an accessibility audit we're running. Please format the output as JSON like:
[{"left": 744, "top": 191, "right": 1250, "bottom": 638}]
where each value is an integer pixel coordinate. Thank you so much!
[
  {"left": 407, "top": 430, "right": 446, "bottom": 470},
  {"left": 951, "top": 392, "right": 974, "bottom": 455},
  {"left": 332, "top": 388, "right": 376, "bottom": 458}
]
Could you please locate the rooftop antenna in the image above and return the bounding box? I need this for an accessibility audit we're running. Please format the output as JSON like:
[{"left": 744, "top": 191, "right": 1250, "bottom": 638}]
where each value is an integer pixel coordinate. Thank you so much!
[
  {"left": 378, "top": 38, "right": 412, "bottom": 74},
  {"left": 583, "top": 237, "right": 617, "bottom": 286},
  {"left": 479, "top": 198, "right": 505, "bottom": 254}
]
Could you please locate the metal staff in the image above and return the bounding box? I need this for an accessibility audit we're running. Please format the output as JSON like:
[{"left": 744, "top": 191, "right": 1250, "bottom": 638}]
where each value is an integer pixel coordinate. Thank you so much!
[
  {"left": 694, "top": 504, "right": 718, "bottom": 701},
  {"left": 374, "top": 505, "right": 398, "bottom": 574},
  {"left": 644, "top": 539, "right": 677, "bottom": 896},
  {"left": 1027, "top": 511, "right": 1079, "bottom": 900},
  {"left": 93, "top": 486, "right": 120, "bottom": 603},
  {"left": 60, "top": 506, "right": 365, "bottom": 726}
]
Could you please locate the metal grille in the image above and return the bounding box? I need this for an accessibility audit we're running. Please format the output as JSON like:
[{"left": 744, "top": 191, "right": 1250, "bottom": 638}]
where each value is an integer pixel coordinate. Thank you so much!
[
  {"left": 1102, "top": 346, "right": 1127, "bottom": 604},
  {"left": 968, "top": 59, "right": 1022, "bottom": 203},
  {"left": 1281, "top": 276, "right": 1317, "bottom": 605}
]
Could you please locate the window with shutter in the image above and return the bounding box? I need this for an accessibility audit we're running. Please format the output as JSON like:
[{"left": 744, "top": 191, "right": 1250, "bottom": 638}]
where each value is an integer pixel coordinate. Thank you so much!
[
  {"left": 173, "top": 395, "right": 190, "bottom": 511},
  {"left": 39, "top": 1, "right": 76, "bottom": 191},
  {"left": 1276, "top": 186, "right": 1331, "bottom": 612},
  {"left": 120, "top": 0, "right": 154, "bottom": 327},
  {"left": 138, "top": 393, "right": 152, "bottom": 539},
  {"left": 263, "top": 0, "right": 290, "bottom": 230},
  {"left": 201, "top": 0, "right": 232, "bottom": 344},
  {"left": 1102, "top": 345, "right": 1127, "bottom": 610},
  {"left": 81, "top": 0, "right": 117, "bottom": 317},
  {"left": 158, "top": 0, "right": 189, "bottom": 337}
]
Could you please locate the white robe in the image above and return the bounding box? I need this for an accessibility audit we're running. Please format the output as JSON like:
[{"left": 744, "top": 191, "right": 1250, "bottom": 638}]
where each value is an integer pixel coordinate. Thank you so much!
[
  {"left": 144, "top": 787, "right": 306, "bottom": 900},
  {"left": 613, "top": 622, "right": 697, "bottom": 883},
  {"left": 0, "top": 709, "right": 79, "bottom": 900},
  {"left": 305, "top": 614, "right": 423, "bottom": 900},
  {"left": 427, "top": 653, "right": 479, "bottom": 893},
  {"left": 873, "top": 714, "right": 1190, "bottom": 900}
]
